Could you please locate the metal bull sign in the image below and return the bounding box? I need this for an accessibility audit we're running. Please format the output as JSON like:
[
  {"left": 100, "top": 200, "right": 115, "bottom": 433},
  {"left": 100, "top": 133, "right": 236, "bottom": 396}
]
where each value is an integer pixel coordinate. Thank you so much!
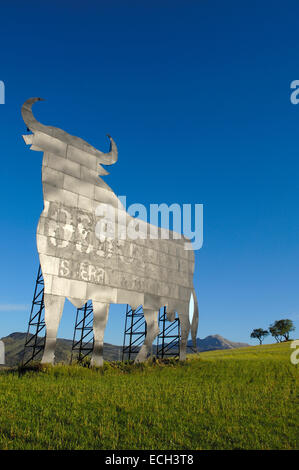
[{"left": 22, "top": 98, "right": 198, "bottom": 366}]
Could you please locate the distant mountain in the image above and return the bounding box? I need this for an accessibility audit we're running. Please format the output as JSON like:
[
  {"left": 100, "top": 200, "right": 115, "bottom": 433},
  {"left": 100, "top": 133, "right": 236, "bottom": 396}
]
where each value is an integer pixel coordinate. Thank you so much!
[
  {"left": 0, "top": 332, "right": 249, "bottom": 366},
  {"left": 188, "top": 334, "right": 250, "bottom": 352}
]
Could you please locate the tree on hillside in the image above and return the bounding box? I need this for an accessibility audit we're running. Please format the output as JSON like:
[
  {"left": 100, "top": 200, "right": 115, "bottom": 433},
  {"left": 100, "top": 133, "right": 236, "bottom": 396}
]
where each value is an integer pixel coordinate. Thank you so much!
[
  {"left": 269, "top": 323, "right": 282, "bottom": 343},
  {"left": 250, "top": 328, "right": 269, "bottom": 345},
  {"left": 269, "top": 319, "right": 295, "bottom": 342}
]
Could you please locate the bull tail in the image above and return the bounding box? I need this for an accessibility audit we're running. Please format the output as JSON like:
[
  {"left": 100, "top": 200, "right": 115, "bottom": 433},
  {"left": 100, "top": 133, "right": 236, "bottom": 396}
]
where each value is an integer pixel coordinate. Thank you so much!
[{"left": 190, "top": 289, "right": 199, "bottom": 350}]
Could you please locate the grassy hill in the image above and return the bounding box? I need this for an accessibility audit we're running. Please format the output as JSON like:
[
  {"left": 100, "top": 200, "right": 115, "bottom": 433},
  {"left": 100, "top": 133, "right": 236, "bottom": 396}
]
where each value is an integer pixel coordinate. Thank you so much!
[{"left": 0, "top": 342, "right": 297, "bottom": 450}]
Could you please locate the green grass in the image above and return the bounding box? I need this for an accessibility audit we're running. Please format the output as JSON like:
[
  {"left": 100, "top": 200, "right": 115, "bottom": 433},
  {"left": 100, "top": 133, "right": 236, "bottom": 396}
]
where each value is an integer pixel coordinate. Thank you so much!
[{"left": 0, "top": 342, "right": 298, "bottom": 450}]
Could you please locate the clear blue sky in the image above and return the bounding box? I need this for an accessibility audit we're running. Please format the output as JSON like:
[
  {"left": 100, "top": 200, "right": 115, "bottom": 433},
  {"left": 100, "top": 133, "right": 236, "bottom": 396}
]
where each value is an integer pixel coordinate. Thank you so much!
[{"left": 0, "top": 1, "right": 298, "bottom": 345}]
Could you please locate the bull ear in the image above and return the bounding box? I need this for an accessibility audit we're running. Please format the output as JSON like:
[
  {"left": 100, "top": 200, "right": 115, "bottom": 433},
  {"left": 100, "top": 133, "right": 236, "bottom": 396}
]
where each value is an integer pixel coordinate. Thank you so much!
[
  {"left": 98, "top": 163, "right": 109, "bottom": 176},
  {"left": 22, "top": 134, "right": 34, "bottom": 145},
  {"left": 22, "top": 133, "right": 42, "bottom": 151}
]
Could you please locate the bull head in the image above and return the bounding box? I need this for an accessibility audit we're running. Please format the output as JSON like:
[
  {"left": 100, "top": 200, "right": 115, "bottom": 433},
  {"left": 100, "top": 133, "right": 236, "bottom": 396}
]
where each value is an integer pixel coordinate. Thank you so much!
[{"left": 21, "top": 97, "right": 118, "bottom": 175}]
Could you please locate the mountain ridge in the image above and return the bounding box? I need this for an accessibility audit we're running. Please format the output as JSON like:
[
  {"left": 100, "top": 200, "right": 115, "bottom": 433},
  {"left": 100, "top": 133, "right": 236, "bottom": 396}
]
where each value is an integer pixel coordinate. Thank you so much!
[{"left": 0, "top": 332, "right": 250, "bottom": 366}]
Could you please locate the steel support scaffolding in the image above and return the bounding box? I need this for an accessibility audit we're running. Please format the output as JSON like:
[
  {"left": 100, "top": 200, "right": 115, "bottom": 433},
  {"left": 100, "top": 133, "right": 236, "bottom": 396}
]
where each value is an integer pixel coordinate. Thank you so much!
[
  {"left": 22, "top": 265, "right": 46, "bottom": 365},
  {"left": 122, "top": 305, "right": 182, "bottom": 361},
  {"left": 70, "top": 301, "right": 94, "bottom": 363},
  {"left": 24, "top": 269, "right": 192, "bottom": 366},
  {"left": 122, "top": 305, "right": 146, "bottom": 361},
  {"left": 23, "top": 267, "right": 95, "bottom": 366},
  {"left": 156, "top": 307, "right": 180, "bottom": 358}
]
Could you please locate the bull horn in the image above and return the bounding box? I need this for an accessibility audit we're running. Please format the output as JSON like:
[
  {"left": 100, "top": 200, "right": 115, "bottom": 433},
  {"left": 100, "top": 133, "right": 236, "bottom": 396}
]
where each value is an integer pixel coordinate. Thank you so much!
[
  {"left": 21, "top": 97, "right": 47, "bottom": 133},
  {"left": 22, "top": 98, "right": 118, "bottom": 165},
  {"left": 98, "top": 134, "right": 118, "bottom": 165}
]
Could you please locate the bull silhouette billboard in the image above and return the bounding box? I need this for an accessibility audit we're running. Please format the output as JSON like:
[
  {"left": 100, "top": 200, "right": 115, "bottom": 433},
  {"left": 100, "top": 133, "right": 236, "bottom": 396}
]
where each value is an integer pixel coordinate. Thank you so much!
[{"left": 22, "top": 98, "right": 198, "bottom": 366}]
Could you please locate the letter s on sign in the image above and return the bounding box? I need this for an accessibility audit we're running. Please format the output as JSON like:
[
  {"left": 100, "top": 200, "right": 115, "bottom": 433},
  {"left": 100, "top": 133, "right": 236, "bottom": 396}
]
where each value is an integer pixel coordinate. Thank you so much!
[
  {"left": 290, "top": 340, "right": 299, "bottom": 365},
  {"left": 290, "top": 80, "right": 299, "bottom": 104}
]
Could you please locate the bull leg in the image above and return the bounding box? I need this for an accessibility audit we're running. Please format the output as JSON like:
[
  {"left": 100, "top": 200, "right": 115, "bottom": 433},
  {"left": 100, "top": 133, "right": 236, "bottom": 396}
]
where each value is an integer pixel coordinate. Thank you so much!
[
  {"left": 135, "top": 309, "right": 160, "bottom": 363},
  {"left": 178, "top": 311, "right": 191, "bottom": 361},
  {"left": 91, "top": 301, "right": 109, "bottom": 367},
  {"left": 41, "top": 294, "right": 65, "bottom": 364}
]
